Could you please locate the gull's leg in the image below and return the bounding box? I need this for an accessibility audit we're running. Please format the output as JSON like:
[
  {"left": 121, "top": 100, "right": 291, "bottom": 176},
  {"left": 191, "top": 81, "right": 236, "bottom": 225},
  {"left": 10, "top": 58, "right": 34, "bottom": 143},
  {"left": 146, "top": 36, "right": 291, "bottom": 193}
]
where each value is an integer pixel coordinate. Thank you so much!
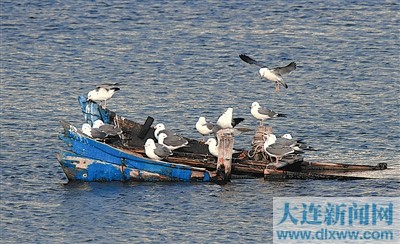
[
  {"left": 275, "top": 157, "right": 280, "bottom": 166},
  {"left": 275, "top": 83, "right": 281, "bottom": 92}
]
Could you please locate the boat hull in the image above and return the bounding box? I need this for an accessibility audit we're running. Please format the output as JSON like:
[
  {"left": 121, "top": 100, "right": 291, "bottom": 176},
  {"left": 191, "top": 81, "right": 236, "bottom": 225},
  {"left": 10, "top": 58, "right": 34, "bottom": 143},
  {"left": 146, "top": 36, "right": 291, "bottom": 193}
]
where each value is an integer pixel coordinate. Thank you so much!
[{"left": 58, "top": 128, "right": 213, "bottom": 182}]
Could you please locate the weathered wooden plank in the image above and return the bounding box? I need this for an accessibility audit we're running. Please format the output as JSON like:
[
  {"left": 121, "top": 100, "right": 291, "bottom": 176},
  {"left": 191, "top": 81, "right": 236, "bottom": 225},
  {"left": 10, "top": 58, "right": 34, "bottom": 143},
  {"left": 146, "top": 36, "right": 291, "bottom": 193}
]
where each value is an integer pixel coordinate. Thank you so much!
[
  {"left": 263, "top": 168, "right": 371, "bottom": 180},
  {"left": 216, "top": 129, "right": 235, "bottom": 182},
  {"left": 301, "top": 161, "right": 388, "bottom": 171}
]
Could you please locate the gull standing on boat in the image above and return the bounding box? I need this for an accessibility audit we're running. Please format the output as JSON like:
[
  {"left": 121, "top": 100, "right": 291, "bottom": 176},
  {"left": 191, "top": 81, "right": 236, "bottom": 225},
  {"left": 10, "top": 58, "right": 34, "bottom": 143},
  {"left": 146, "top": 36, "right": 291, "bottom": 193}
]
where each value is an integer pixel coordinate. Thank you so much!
[
  {"left": 239, "top": 54, "right": 297, "bottom": 92},
  {"left": 263, "top": 134, "right": 295, "bottom": 166},
  {"left": 157, "top": 132, "right": 189, "bottom": 151},
  {"left": 204, "top": 138, "right": 219, "bottom": 157},
  {"left": 204, "top": 138, "right": 240, "bottom": 157},
  {"left": 81, "top": 123, "right": 108, "bottom": 139},
  {"left": 216, "top": 108, "right": 244, "bottom": 129},
  {"left": 264, "top": 133, "right": 311, "bottom": 153},
  {"left": 92, "top": 120, "right": 123, "bottom": 136},
  {"left": 144, "top": 138, "right": 172, "bottom": 161},
  {"left": 195, "top": 117, "right": 214, "bottom": 140},
  {"left": 154, "top": 123, "right": 179, "bottom": 140},
  {"left": 87, "top": 83, "right": 120, "bottom": 108},
  {"left": 250, "top": 102, "right": 285, "bottom": 126},
  {"left": 281, "top": 134, "right": 315, "bottom": 151}
]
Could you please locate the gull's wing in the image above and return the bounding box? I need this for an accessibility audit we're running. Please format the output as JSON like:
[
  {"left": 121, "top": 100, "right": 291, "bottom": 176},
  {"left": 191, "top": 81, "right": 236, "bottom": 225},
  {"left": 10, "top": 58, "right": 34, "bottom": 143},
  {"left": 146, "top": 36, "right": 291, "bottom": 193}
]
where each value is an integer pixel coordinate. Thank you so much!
[
  {"left": 239, "top": 54, "right": 265, "bottom": 67},
  {"left": 271, "top": 62, "right": 297, "bottom": 75},
  {"left": 204, "top": 122, "right": 214, "bottom": 130},
  {"left": 96, "top": 83, "right": 120, "bottom": 88},
  {"left": 164, "top": 135, "right": 188, "bottom": 147},
  {"left": 258, "top": 107, "right": 277, "bottom": 117},
  {"left": 96, "top": 83, "right": 120, "bottom": 91},
  {"left": 232, "top": 117, "right": 245, "bottom": 127},
  {"left": 154, "top": 143, "right": 172, "bottom": 158}
]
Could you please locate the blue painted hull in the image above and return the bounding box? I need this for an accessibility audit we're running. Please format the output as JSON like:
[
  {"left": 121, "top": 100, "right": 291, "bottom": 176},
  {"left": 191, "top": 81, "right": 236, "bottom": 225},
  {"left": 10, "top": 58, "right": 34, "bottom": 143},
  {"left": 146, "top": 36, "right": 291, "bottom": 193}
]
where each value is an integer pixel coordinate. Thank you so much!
[{"left": 58, "top": 127, "right": 214, "bottom": 182}]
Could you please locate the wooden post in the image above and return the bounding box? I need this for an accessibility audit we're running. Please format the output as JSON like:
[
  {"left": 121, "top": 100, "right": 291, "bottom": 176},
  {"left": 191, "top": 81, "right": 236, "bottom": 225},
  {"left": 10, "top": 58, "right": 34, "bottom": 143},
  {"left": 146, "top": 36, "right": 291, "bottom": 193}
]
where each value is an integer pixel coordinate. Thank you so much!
[
  {"left": 216, "top": 129, "right": 234, "bottom": 183},
  {"left": 250, "top": 126, "right": 272, "bottom": 161}
]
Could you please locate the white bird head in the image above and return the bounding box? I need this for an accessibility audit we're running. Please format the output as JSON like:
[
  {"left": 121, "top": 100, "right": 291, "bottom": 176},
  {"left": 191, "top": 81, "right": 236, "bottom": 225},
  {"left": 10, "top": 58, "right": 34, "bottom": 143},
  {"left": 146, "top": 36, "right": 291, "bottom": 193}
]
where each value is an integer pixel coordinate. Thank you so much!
[
  {"left": 145, "top": 139, "right": 156, "bottom": 149},
  {"left": 198, "top": 117, "right": 206, "bottom": 123},
  {"left": 263, "top": 133, "right": 277, "bottom": 148},
  {"left": 93, "top": 120, "right": 104, "bottom": 128},
  {"left": 157, "top": 133, "right": 168, "bottom": 144},
  {"left": 251, "top": 102, "right": 260, "bottom": 109},
  {"left": 81, "top": 123, "right": 92, "bottom": 136},
  {"left": 87, "top": 90, "right": 95, "bottom": 100},
  {"left": 282, "top": 134, "right": 293, "bottom": 139},
  {"left": 205, "top": 138, "right": 217, "bottom": 146},
  {"left": 154, "top": 123, "right": 165, "bottom": 130}
]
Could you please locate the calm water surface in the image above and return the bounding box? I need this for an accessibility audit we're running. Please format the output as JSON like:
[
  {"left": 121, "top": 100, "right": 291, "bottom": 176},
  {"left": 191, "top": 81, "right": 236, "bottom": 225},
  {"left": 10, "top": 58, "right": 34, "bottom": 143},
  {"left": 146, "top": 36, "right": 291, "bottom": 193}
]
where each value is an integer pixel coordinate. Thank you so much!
[{"left": 1, "top": 0, "right": 399, "bottom": 243}]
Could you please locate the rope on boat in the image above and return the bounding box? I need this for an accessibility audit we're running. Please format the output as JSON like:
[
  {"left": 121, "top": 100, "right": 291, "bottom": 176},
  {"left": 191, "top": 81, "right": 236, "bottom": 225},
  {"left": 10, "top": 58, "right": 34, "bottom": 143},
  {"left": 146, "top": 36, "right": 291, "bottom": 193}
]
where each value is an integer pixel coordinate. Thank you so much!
[{"left": 247, "top": 126, "right": 272, "bottom": 161}]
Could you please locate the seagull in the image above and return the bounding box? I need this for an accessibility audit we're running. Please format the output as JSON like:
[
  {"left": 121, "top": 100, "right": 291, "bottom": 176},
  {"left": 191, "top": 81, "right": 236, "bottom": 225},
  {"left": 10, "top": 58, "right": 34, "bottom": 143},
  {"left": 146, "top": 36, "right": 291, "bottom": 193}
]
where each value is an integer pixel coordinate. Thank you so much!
[
  {"left": 157, "top": 132, "right": 189, "bottom": 151},
  {"left": 81, "top": 123, "right": 108, "bottom": 139},
  {"left": 154, "top": 123, "right": 173, "bottom": 140},
  {"left": 92, "top": 120, "right": 123, "bottom": 136},
  {"left": 239, "top": 54, "right": 297, "bottom": 92},
  {"left": 216, "top": 108, "right": 244, "bottom": 129},
  {"left": 263, "top": 143, "right": 295, "bottom": 167},
  {"left": 195, "top": 117, "right": 214, "bottom": 140},
  {"left": 204, "top": 138, "right": 219, "bottom": 157},
  {"left": 281, "top": 133, "right": 315, "bottom": 151},
  {"left": 250, "top": 102, "right": 286, "bottom": 126},
  {"left": 263, "top": 134, "right": 295, "bottom": 166},
  {"left": 144, "top": 138, "right": 172, "bottom": 161},
  {"left": 204, "top": 138, "right": 240, "bottom": 157},
  {"left": 87, "top": 83, "right": 120, "bottom": 108},
  {"left": 264, "top": 133, "right": 311, "bottom": 152}
]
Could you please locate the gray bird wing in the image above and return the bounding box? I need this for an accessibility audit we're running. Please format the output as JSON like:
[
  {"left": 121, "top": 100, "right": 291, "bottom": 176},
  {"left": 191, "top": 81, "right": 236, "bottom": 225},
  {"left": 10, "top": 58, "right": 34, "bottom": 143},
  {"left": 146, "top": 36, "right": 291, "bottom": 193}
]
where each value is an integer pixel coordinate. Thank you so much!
[
  {"left": 271, "top": 62, "right": 297, "bottom": 75},
  {"left": 205, "top": 122, "right": 214, "bottom": 130},
  {"left": 211, "top": 124, "right": 222, "bottom": 135},
  {"left": 99, "top": 124, "right": 123, "bottom": 136},
  {"left": 156, "top": 129, "right": 175, "bottom": 138},
  {"left": 275, "top": 138, "right": 296, "bottom": 147},
  {"left": 265, "top": 145, "right": 294, "bottom": 157},
  {"left": 258, "top": 107, "right": 277, "bottom": 117},
  {"left": 90, "top": 128, "right": 108, "bottom": 139},
  {"left": 154, "top": 143, "right": 172, "bottom": 158},
  {"left": 239, "top": 54, "right": 265, "bottom": 67},
  {"left": 163, "top": 135, "right": 188, "bottom": 147}
]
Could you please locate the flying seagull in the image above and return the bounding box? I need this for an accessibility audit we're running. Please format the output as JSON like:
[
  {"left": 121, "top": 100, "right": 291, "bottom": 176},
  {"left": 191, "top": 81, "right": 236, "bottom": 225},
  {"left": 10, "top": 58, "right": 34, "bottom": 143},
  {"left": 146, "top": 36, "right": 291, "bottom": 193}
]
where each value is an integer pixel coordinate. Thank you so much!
[
  {"left": 87, "top": 83, "right": 120, "bottom": 108},
  {"left": 144, "top": 138, "right": 172, "bottom": 161},
  {"left": 250, "top": 102, "right": 286, "bottom": 126},
  {"left": 239, "top": 54, "right": 296, "bottom": 92}
]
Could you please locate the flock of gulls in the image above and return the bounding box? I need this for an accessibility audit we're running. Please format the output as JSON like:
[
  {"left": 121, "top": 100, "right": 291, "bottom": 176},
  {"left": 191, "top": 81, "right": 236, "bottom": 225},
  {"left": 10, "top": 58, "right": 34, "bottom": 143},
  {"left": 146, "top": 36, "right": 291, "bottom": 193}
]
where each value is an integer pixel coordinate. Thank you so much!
[{"left": 80, "top": 54, "right": 308, "bottom": 166}]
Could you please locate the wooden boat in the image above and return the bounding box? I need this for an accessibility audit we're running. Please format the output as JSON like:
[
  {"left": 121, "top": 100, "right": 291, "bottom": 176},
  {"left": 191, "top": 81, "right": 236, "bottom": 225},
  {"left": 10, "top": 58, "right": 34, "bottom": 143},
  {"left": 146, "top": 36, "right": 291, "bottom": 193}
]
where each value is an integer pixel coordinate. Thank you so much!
[{"left": 56, "top": 96, "right": 387, "bottom": 182}]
